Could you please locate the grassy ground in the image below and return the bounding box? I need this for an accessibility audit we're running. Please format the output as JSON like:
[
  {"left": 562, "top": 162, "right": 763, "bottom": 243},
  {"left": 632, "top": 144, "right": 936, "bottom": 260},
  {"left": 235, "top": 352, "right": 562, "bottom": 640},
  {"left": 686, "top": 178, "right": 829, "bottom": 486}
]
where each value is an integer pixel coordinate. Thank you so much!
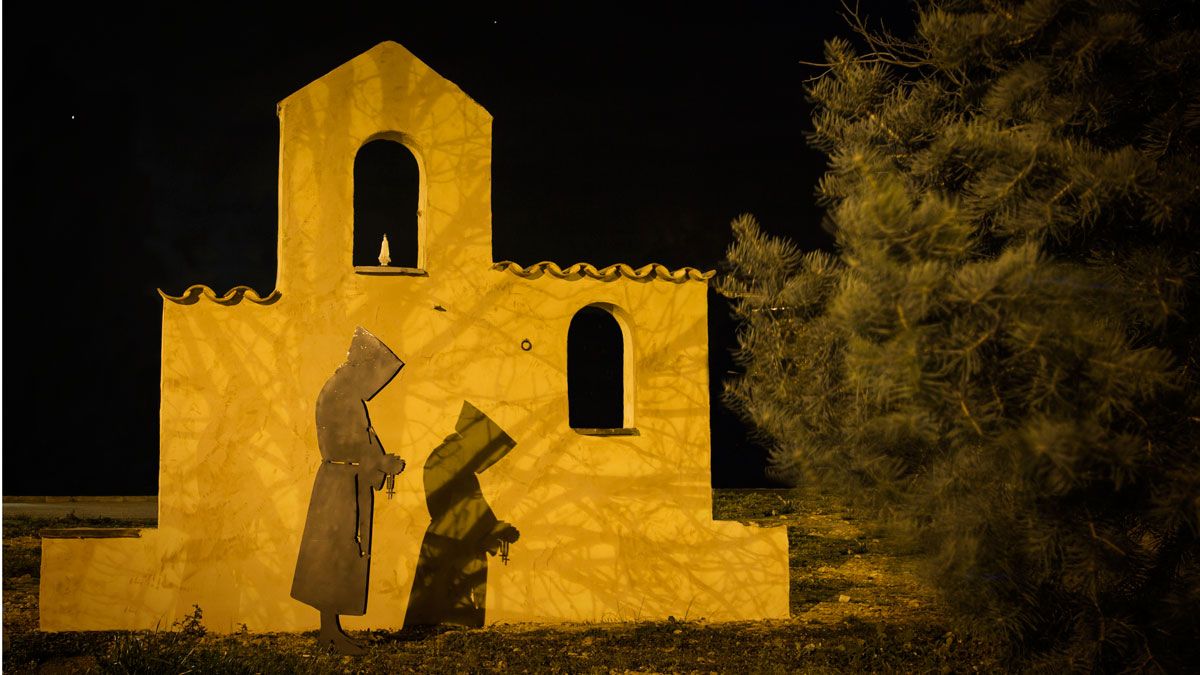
[{"left": 3, "top": 491, "right": 1001, "bottom": 673}]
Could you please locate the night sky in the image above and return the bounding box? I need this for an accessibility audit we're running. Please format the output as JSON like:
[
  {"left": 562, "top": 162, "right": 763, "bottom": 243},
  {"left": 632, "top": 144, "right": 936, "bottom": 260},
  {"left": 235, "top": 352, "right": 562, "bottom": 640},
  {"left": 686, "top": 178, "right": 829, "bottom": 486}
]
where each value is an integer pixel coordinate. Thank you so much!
[{"left": 3, "top": 5, "right": 916, "bottom": 495}]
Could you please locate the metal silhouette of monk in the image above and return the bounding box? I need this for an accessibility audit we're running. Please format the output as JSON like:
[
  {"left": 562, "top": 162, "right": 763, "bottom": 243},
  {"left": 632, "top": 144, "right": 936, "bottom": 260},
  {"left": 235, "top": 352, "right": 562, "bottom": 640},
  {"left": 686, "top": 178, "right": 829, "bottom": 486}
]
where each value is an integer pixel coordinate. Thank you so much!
[
  {"left": 292, "top": 327, "right": 406, "bottom": 655},
  {"left": 404, "top": 401, "right": 519, "bottom": 628}
]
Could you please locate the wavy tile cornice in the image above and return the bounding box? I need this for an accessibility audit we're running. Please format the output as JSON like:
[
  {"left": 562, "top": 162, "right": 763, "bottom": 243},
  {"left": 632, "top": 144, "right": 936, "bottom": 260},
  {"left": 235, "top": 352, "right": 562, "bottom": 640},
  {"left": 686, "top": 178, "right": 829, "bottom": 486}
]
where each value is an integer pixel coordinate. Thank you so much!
[
  {"left": 492, "top": 261, "right": 714, "bottom": 283},
  {"left": 158, "top": 285, "right": 281, "bottom": 305}
]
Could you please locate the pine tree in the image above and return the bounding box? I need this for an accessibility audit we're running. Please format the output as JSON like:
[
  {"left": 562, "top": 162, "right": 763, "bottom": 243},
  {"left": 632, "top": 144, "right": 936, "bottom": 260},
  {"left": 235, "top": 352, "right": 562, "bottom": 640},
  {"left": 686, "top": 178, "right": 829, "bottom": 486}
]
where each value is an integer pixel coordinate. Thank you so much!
[{"left": 719, "top": 1, "right": 1200, "bottom": 670}]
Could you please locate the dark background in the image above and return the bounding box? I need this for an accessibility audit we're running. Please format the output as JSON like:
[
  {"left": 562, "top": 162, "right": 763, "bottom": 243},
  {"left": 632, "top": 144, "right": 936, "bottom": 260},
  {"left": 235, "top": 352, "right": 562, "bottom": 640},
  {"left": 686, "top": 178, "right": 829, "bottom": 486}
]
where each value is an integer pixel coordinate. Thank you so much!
[{"left": 3, "top": 5, "right": 916, "bottom": 495}]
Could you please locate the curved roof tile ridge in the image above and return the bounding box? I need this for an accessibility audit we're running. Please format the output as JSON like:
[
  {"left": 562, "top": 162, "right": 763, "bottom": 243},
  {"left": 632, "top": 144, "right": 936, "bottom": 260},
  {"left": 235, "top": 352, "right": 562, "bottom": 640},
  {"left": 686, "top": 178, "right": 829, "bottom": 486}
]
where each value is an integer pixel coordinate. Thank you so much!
[
  {"left": 158, "top": 285, "right": 281, "bottom": 306},
  {"left": 492, "top": 261, "right": 714, "bottom": 283}
]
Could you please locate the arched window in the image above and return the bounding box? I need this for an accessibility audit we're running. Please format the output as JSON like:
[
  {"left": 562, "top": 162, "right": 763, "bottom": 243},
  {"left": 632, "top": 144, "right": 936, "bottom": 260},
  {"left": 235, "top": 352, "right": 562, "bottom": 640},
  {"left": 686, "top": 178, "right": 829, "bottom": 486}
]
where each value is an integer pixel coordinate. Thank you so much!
[
  {"left": 568, "top": 304, "right": 636, "bottom": 434},
  {"left": 354, "top": 138, "right": 419, "bottom": 269}
]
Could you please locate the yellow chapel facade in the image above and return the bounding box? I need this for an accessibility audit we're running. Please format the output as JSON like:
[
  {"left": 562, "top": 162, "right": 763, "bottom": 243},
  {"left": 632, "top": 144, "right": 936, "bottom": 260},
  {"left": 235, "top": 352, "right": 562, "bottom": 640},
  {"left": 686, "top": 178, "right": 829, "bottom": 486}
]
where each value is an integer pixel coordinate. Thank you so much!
[{"left": 40, "top": 41, "right": 789, "bottom": 632}]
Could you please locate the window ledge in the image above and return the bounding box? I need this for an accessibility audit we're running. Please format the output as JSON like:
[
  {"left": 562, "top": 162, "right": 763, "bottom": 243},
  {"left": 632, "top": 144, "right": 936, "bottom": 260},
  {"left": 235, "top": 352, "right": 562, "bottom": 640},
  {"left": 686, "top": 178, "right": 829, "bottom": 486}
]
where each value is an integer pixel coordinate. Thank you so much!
[
  {"left": 573, "top": 427, "right": 640, "bottom": 436},
  {"left": 354, "top": 266, "right": 427, "bottom": 276}
]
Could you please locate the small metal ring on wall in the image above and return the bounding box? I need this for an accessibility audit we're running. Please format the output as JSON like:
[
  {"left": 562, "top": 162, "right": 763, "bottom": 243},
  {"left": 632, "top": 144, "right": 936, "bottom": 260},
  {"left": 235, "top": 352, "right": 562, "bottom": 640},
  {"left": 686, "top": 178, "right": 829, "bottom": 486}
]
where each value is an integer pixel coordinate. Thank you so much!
[{"left": 520, "top": 339, "right": 532, "bottom": 351}]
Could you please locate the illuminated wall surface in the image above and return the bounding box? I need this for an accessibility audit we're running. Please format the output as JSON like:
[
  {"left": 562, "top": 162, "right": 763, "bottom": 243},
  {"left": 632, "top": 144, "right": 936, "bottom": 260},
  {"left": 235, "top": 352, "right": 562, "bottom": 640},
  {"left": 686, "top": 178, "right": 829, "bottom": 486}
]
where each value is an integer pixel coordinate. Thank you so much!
[{"left": 40, "top": 41, "right": 789, "bottom": 632}]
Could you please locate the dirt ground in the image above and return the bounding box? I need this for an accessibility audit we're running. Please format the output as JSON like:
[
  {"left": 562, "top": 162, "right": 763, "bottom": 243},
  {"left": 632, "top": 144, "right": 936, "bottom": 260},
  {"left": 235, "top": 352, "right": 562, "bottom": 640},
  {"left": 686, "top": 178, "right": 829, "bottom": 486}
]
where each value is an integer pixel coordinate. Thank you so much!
[{"left": 2, "top": 490, "right": 996, "bottom": 673}]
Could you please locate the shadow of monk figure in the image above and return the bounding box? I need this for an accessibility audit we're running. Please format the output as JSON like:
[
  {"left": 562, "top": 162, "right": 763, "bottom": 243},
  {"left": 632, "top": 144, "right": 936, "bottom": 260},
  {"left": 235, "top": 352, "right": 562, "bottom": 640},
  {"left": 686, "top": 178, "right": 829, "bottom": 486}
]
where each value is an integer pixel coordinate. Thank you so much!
[
  {"left": 405, "top": 401, "right": 519, "bottom": 628},
  {"left": 292, "top": 327, "right": 406, "bottom": 655}
]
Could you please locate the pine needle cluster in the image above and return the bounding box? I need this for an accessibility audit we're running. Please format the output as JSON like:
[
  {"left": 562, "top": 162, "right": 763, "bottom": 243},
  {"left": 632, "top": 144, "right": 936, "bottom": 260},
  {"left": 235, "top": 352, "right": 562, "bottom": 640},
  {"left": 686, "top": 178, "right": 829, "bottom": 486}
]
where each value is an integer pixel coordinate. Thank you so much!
[{"left": 719, "top": 1, "right": 1200, "bottom": 669}]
